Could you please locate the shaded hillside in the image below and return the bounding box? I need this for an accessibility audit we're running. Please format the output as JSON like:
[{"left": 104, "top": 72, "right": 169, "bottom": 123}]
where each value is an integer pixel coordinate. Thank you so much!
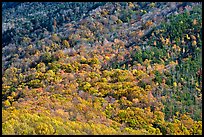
[{"left": 2, "top": 2, "right": 202, "bottom": 135}]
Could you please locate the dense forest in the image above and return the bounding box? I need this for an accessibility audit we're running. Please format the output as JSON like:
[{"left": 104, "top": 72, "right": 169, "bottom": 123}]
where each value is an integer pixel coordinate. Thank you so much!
[{"left": 2, "top": 2, "right": 202, "bottom": 135}]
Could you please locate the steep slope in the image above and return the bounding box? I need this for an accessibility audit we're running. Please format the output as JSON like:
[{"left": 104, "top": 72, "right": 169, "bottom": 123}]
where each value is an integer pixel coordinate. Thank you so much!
[{"left": 2, "top": 2, "right": 202, "bottom": 135}]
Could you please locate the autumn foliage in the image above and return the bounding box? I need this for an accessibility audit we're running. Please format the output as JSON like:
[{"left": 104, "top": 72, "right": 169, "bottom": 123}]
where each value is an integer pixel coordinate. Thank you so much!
[{"left": 2, "top": 2, "right": 202, "bottom": 135}]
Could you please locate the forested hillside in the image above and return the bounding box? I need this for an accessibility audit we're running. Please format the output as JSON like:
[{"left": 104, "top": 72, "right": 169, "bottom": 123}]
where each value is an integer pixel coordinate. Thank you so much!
[{"left": 2, "top": 2, "right": 202, "bottom": 135}]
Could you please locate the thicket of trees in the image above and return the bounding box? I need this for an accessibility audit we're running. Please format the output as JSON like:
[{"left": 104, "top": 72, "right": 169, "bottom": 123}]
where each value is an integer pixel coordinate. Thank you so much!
[{"left": 2, "top": 2, "right": 202, "bottom": 135}]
